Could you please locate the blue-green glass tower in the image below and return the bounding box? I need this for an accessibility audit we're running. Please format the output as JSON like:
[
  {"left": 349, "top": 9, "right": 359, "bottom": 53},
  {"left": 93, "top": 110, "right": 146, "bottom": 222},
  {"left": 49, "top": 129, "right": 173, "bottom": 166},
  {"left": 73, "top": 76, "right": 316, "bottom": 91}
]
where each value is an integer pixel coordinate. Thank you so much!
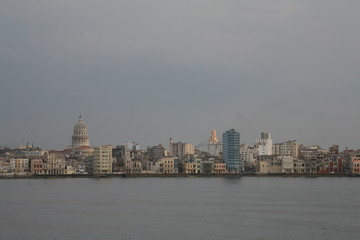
[{"left": 222, "top": 129, "right": 241, "bottom": 173}]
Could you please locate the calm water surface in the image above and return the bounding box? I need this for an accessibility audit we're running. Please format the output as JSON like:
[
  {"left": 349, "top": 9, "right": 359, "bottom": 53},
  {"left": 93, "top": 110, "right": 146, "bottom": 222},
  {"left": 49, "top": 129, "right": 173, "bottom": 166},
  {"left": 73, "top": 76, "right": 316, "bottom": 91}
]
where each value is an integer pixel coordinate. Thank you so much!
[{"left": 0, "top": 177, "right": 359, "bottom": 240}]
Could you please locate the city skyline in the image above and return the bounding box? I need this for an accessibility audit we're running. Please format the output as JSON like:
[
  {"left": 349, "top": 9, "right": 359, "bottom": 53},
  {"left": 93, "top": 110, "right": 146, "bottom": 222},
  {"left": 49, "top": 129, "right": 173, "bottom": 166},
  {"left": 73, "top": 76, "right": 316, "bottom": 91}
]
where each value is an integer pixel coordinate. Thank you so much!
[
  {"left": 0, "top": 115, "right": 358, "bottom": 152},
  {"left": 1, "top": 1, "right": 360, "bottom": 150}
]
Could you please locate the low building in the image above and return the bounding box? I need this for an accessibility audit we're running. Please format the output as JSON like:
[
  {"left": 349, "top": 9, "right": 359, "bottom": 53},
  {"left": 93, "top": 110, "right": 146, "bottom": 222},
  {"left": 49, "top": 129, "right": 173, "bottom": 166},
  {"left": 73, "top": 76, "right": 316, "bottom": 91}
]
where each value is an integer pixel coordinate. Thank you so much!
[
  {"left": 44, "top": 151, "right": 66, "bottom": 175},
  {"left": 214, "top": 162, "right": 226, "bottom": 174},
  {"left": 293, "top": 159, "right": 305, "bottom": 173},
  {"left": 281, "top": 155, "right": 294, "bottom": 173},
  {"left": 10, "top": 158, "right": 30, "bottom": 173},
  {"left": 31, "top": 159, "right": 45, "bottom": 175},
  {"left": 351, "top": 152, "right": 360, "bottom": 174},
  {"left": 257, "top": 155, "right": 282, "bottom": 174}
]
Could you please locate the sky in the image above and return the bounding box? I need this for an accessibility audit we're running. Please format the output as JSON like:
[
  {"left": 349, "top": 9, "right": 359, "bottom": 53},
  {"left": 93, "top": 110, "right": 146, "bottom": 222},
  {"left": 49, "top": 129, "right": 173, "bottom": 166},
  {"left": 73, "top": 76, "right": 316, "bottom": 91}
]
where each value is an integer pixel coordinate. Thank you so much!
[{"left": 1, "top": 0, "right": 360, "bottom": 150}]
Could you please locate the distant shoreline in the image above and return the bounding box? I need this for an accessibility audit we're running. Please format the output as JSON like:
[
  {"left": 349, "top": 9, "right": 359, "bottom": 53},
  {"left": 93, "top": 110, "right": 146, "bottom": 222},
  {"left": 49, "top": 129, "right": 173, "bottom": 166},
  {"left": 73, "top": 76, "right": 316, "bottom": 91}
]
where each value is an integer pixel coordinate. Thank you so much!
[{"left": 1, "top": 173, "right": 359, "bottom": 179}]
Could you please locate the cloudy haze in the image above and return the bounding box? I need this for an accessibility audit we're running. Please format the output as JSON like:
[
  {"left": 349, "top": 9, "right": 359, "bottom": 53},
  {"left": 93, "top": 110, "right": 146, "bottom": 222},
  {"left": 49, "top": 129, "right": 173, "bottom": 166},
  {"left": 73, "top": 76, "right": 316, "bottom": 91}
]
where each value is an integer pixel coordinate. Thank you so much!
[{"left": 1, "top": 0, "right": 359, "bottom": 150}]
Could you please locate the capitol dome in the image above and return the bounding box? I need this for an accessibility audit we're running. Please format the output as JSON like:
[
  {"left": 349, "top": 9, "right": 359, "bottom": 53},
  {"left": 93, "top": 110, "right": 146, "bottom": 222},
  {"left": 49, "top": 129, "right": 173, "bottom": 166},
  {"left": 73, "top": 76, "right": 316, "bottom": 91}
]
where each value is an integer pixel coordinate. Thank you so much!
[{"left": 72, "top": 116, "right": 90, "bottom": 148}]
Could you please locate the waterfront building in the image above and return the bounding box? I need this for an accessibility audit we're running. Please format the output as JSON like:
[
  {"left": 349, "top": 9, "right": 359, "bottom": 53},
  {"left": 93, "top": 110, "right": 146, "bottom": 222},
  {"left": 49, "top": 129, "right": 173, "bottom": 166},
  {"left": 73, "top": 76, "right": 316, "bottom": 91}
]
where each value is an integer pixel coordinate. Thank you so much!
[
  {"left": 214, "top": 161, "right": 226, "bottom": 174},
  {"left": 43, "top": 151, "right": 66, "bottom": 175},
  {"left": 159, "top": 157, "right": 175, "bottom": 174},
  {"left": 10, "top": 158, "right": 30, "bottom": 173},
  {"left": 169, "top": 139, "right": 194, "bottom": 158},
  {"left": 93, "top": 145, "right": 112, "bottom": 174},
  {"left": 208, "top": 130, "right": 223, "bottom": 157},
  {"left": 222, "top": 129, "right": 242, "bottom": 173},
  {"left": 304, "top": 157, "right": 319, "bottom": 173},
  {"left": 255, "top": 132, "right": 273, "bottom": 156},
  {"left": 178, "top": 161, "right": 197, "bottom": 174},
  {"left": 293, "top": 159, "right": 305, "bottom": 173},
  {"left": 257, "top": 155, "right": 282, "bottom": 174},
  {"left": 281, "top": 155, "right": 294, "bottom": 173},
  {"left": 0, "top": 158, "right": 11, "bottom": 173},
  {"left": 350, "top": 152, "right": 360, "bottom": 174},
  {"left": 30, "top": 159, "right": 45, "bottom": 174},
  {"left": 112, "top": 145, "right": 131, "bottom": 161},
  {"left": 65, "top": 165, "right": 76, "bottom": 175}
]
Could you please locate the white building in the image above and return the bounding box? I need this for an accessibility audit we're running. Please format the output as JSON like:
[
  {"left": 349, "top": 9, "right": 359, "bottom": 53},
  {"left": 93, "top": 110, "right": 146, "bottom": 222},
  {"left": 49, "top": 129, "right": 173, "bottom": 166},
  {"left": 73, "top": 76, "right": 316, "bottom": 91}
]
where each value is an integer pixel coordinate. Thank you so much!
[
  {"left": 72, "top": 116, "right": 90, "bottom": 148},
  {"left": 255, "top": 132, "right": 273, "bottom": 156}
]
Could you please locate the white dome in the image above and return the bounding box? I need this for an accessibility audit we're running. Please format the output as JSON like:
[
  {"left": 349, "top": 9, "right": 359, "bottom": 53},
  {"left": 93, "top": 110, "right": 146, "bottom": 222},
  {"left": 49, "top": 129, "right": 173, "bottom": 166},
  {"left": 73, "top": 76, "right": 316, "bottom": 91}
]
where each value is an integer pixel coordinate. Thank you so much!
[
  {"left": 71, "top": 116, "right": 90, "bottom": 147},
  {"left": 73, "top": 116, "right": 87, "bottom": 130}
]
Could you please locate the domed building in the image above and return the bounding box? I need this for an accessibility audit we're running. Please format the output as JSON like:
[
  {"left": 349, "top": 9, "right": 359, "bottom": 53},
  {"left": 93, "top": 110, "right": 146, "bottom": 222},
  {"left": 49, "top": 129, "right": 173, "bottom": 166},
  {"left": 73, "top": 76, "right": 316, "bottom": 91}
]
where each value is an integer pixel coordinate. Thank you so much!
[
  {"left": 72, "top": 116, "right": 90, "bottom": 147},
  {"left": 69, "top": 116, "right": 93, "bottom": 156}
]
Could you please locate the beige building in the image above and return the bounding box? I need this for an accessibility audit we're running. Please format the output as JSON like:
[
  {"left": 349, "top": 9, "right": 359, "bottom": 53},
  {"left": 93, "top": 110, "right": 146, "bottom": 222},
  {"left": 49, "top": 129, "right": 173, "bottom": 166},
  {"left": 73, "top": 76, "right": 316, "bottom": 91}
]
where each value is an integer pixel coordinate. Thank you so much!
[
  {"left": 179, "top": 162, "right": 197, "bottom": 174},
  {"left": 10, "top": 158, "right": 30, "bottom": 173},
  {"left": 257, "top": 155, "right": 282, "bottom": 174},
  {"left": 169, "top": 139, "right": 194, "bottom": 158},
  {"left": 31, "top": 159, "right": 45, "bottom": 174},
  {"left": 272, "top": 140, "right": 299, "bottom": 158},
  {"left": 93, "top": 145, "right": 113, "bottom": 174},
  {"left": 44, "top": 151, "right": 66, "bottom": 175},
  {"left": 351, "top": 152, "right": 360, "bottom": 174},
  {"left": 65, "top": 165, "right": 76, "bottom": 175},
  {"left": 159, "top": 157, "right": 175, "bottom": 174},
  {"left": 214, "top": 162, "right": 226, "bottom": 174}
]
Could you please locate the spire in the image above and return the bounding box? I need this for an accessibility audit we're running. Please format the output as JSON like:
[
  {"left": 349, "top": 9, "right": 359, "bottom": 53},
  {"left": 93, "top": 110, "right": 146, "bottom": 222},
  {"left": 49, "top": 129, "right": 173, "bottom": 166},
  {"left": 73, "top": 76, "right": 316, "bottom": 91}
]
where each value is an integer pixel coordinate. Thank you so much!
[
  {"left": 209, "top": 129, "right": 219, "bottom": 144},
  {"left": 79, "top": 115, "right": 82, "bottom": 122}
]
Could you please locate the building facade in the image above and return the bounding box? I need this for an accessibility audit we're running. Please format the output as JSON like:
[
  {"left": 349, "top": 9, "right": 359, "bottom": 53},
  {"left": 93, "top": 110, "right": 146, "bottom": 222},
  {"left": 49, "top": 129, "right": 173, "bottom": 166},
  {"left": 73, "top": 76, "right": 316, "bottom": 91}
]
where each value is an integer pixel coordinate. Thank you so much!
[
  {"left": 169, "top": 139, "right": 194, "bottom": 158},
  {"left": 222, "top": 129, "right": 242, "bottom": 173},
  {"left": 93, "top": 145, "right": 113, "bottom": 174},
  {"left": 255, "top": 132, "right": 273, "bottom": 156}
]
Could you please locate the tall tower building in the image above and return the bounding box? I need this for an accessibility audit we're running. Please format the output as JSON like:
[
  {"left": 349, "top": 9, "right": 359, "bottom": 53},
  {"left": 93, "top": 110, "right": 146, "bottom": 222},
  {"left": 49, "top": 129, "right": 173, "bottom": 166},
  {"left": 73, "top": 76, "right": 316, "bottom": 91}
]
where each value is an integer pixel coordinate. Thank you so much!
[
  {"left": 72, "top": 116, "right": 90, "bottom": 148},
  {"left": 93, "top": 145, "right": 112, "bottom": 174},
  {"left": 208, "top": 129, "right": 223, "bottom": 157},
  {"left": 222, "top": 129, "right": 242, "bottom": 173}
]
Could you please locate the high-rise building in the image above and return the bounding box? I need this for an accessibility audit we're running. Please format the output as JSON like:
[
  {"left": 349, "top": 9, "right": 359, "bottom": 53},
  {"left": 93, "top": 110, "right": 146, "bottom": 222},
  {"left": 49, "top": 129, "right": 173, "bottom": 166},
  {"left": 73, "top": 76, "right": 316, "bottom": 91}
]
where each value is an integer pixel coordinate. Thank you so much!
[
  {"left": 222, "top": 129, "right": 242, "bottom": 173},
  {"left": 255, "top": 132, "right": 273, "bottom": 156},
  {"left": 93, "top": 145, "right": 112, "bottom": 174},
  {"left": 72, "top": 116, "right": 90, "bottom": 148},
  {"left": 280, "top": 140, "right": 299, "bottom": 158},
  {"left": 272, "top": 140, "right": 299, "bottom": 158},
  {"left": 169, "top": 138, "right": 194, "bottom": 158},
  {"left": 208, "top": 129, "right": 223, "bottom": 157}
]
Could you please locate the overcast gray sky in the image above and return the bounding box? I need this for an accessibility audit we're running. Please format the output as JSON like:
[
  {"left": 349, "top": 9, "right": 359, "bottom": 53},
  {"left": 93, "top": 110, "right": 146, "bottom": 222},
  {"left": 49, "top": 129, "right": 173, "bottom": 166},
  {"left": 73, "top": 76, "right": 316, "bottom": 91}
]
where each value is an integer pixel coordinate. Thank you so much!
[{"left": 1, "top": 0, "right": 359, "bottom": 150}]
